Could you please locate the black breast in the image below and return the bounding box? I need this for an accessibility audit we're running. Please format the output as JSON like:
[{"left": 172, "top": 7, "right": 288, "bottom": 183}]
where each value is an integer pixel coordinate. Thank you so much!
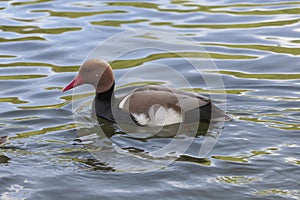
[{"left": 94, "top": 83, "right": 115, "bottom": 122}]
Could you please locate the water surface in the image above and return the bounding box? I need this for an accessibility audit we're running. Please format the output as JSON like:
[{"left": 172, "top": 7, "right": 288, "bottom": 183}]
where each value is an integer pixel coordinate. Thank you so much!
[{"left": 0, "top": 0, "right": 299, "bottom": 199}]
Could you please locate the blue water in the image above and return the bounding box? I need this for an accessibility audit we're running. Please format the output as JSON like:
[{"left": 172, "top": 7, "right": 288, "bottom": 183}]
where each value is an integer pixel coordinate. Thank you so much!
[{"left": 0, "top": 0, "right": 299, "bottom": 199}]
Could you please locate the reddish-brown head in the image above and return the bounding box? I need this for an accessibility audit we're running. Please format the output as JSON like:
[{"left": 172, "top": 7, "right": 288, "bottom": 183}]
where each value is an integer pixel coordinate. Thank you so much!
[{"left": 62, "top": 59, "right": 114, "bottom": 93}]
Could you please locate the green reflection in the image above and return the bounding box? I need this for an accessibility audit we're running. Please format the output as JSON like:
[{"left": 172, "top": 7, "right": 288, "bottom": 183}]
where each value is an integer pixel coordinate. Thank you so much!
[
  {"left": 0, "top": 36, "right": 46, "bottom": 42},
  {"left": 0, "top": 62, "right": 79, "bottom": 73},
  {"left": 111, "top": 52, "right": 206, "bottom": 69},
  {"left": 285, "top": 157, "right": 300, "bottom": 166},
  {"left": 18, "top": 102, "right": 67, "bottom": 109},
  {"left": 0, "top": 74, "right": 46, "bottom": 80},
  {"left": 152, "top": 18, "right": 299, "bottom": 29},
  {"left": 171, "top": 0, "right": 191, "bottom": 4},
  {"left": 214, "top": 176, "right": 261, "bottom": 185},
  {"left": 292, "top": 40, "right": 300, "bottom": 43},
  {"left": 107, "top": 2, "right": 158, "bottom": 9},
  {"left": 0, "top": 97, "right": 28, "bottom": 104},
  {"left": 107, "top": 1, "right": 300, "bottom": 15},
  {"left": 135, "top": 32, "right": 160, "bottom": 40},
  {"left": 285, "top": 108, "right": 300, "bottom": 112},
  {"left": 212, "top": 147, "right": 279, "bottom": 163},
  {"left": 240, "top": 117, "right": 300, "bottom": 131},
  {"left": 45, "top": 87, "right": 60, "bottom": 90},
  {"left": 11, "top": 124, "right": 75, "bottom": 139},
  {"left": 185, "top": 88, "right": 251, "bottom": 95},
  {"left": 61, "top": 92, "right": 94, "bottom": 102},
  {"left": 209, "top": 53, "right": 256, "bottom": 59},
  {"left": 11, "top": 0, "right": 53, "bottom": 6},
  {"left": 270, "top": 124, "right": 300, "bottom": 131},
  {"left": 91, "top": 19, "right": 148, "bottom": 27},
  {"left": 57, "top": 156, "right": 114, "bottom": 171},
  {"left": 212, "top": 155, "right": 248, "bottom": 163},
  {"left": 253, "top": 189, "right": 300, "bottom": 199},
  {"left": 213, "top": 8, "right": 300, "bottom": 16},
  {"left": 111, "top": 51, "right": 254, "bottom": 69},
  {"left": 13, "top": 116, "right": 39, "bottom": 121},
  {"left": 202, "top": 42, "right": 300, "bottom": 56},
  {"left": 217, "top": 70, "right": 300, "bottom": 80},
  {"left": 33, "top": 10, "right": 127, "bottom": 18},
  {"left": 0, "top": 55, "right": 16, "bottom": 58},
  {"left": 1, "top": 25, "right": 81, "bottom": 34},
  {"left": 272, "top": 96, "right": 300, "bottom": 101},
  {"left": 177, "top": 155, "right": 211, "bottom": 166},
  {"left": 208, "top": 1, "right": 300, "bottom": 9}
]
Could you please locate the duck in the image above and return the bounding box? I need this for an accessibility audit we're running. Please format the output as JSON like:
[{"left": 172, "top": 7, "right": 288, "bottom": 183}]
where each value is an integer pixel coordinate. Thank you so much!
[{"left": 62, "top": 59, "right": 230, "bottom": 126}]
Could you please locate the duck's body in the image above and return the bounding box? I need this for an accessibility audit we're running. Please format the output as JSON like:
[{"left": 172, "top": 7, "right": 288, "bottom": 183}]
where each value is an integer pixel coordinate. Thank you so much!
[
  {"left": 94, "top": 84, "right": 227, "bottom": 126},
  {"left": 63, "top": 59, "right": 230, "bottom": 126}
]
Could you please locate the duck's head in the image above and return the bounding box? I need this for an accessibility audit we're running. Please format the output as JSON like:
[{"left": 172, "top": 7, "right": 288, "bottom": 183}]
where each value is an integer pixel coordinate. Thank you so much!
[{"left": 62, "top": 59, "right": 114, "bottom": 93}]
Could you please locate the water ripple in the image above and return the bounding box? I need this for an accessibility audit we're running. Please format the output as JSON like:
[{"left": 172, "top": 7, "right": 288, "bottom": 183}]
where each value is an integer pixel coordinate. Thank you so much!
[{"left": 0, "top": 0, "right": 299, "bottom": 199}]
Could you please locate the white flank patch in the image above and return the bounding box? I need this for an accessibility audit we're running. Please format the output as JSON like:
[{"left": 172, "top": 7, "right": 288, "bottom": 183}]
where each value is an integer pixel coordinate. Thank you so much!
[
  {"left": 132, "top": 105, "right": 183, "bottom": 126},
  {"left": 160, "top": 108, "right": 182, "bottom": 126},
  {"left": 131, "top": 113, "right": 150, "bottom": 126},
  {"left": 148, "top": 105, "right": 167, "bottom": 125}
]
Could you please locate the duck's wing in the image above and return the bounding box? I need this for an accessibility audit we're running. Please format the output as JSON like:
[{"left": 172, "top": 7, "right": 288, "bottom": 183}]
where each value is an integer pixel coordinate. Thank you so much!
[
  {"left": 134, "top": 85, "right": 211, "bottom": 102},
  {"left": 118, "top": 86, "right": 211, "bottom": 114}
]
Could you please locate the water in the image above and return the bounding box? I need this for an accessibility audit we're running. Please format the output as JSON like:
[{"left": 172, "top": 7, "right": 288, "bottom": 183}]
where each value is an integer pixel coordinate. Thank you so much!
[{"left": 0, "top": 0, "right": 299, "bottom": 199}]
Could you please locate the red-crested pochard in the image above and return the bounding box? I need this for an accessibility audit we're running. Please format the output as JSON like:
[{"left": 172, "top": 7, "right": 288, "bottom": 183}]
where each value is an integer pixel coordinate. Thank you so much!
[{"left": 62, "top": 59, "right": 230, "bottom": 126}]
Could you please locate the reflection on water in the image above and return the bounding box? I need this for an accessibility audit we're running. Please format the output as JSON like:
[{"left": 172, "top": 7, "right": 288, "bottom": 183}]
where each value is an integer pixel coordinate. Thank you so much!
[
  {"left": 0, "top": 0, "right": 299, "bottom": 199},
  {"left": 211, "top": 175, "right": 262, "bottom": 185},
  {"left": 212, "top": 147, "right": 280, "bottom": 163},
  {"left": 0, "top": 155, "right": 9, "bottom": 164}
]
